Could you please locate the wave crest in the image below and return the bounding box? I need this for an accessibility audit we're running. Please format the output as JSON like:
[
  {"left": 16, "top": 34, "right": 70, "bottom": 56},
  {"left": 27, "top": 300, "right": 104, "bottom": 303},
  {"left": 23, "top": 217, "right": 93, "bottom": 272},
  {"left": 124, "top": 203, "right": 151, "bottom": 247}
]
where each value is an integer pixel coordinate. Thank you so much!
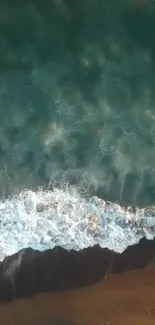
[{"left": 0, "top": 185, "right": 154, "bottom": 260}]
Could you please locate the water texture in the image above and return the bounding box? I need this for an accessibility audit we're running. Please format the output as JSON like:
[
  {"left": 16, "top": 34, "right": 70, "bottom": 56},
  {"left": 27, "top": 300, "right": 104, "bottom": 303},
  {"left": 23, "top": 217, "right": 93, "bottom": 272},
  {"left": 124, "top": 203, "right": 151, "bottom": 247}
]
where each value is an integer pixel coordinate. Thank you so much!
[
  {"left": 0, "top": 186, "right": 154, "bottom": 259},
  {"left": 0, "top": 1, "right": 155, "bottom": 256},
  {"left": 0, "top": 1, "right": 155, "bottom": 206}
]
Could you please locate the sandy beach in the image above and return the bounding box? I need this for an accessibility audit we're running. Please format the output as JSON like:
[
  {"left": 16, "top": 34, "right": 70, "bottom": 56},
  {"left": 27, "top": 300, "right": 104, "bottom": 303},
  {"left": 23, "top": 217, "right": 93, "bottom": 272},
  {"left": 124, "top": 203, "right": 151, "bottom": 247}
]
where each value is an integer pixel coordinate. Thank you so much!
[{"left": 0, "top": 265, "right": 154, "bottom": 325}]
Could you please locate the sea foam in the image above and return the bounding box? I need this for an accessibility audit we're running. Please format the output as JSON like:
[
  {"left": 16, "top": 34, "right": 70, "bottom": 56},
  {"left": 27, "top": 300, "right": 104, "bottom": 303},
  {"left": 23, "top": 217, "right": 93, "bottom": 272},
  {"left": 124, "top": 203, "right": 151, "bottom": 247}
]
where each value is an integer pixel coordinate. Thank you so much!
[{"left": 0, "top": 185, "right": 154, "bottom": 260}]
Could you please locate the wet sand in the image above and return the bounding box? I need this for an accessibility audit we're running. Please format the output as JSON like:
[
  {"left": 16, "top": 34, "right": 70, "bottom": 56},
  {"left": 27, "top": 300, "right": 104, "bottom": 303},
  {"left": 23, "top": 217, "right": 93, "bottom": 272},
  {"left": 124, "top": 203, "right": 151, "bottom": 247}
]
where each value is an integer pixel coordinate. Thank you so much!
[{"left": 0, "top": 266, "right": 155, "bottom": 325}]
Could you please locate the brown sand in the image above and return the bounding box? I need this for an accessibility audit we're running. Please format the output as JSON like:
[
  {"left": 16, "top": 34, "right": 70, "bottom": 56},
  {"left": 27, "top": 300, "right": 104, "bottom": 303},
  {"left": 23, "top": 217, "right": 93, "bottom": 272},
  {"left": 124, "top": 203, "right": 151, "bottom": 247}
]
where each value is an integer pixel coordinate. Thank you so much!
[{"left": 0, "top": 266, "right": 155, "bottom": 325}]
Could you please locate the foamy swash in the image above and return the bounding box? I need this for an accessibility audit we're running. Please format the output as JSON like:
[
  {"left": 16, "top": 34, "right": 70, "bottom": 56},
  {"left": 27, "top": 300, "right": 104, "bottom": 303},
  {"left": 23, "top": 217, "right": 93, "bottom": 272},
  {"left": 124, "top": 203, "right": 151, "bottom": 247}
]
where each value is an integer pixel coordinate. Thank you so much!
[{"left": 0, "top": 185, "right": 155, "bottom": 260}]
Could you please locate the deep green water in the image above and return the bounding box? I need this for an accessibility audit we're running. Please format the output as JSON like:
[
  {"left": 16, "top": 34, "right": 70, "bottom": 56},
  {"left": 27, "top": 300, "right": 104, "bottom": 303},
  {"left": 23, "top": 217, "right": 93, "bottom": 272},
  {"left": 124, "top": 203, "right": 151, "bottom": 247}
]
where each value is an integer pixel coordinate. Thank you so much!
[{"left": 0, "top": 0, "right": 155, "bottom": 207}]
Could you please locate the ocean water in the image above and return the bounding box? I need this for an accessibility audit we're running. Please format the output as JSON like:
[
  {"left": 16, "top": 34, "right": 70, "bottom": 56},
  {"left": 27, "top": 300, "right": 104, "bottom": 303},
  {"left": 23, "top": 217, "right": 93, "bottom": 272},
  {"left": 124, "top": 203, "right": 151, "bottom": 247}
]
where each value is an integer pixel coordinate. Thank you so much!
[{"left": 0, "top": 0, "right": 155, "bottom": 257}]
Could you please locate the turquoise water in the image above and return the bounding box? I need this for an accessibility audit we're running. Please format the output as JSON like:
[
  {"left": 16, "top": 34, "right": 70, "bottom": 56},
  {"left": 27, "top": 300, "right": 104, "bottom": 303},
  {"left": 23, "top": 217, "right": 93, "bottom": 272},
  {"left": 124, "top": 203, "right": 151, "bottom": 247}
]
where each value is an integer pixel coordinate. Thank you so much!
[
  {"left": 0, "top": 0, "right": 155, "bottom": 256},
  {"left": 0, "top": 0, "right": 155, "bottom": 206}
]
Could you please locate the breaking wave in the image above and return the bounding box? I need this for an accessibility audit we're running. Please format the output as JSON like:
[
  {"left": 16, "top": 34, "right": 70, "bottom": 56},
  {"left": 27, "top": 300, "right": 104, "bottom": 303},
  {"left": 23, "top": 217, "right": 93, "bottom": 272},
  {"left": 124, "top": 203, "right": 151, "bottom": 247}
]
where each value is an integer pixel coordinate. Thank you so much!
[{"left": 0, "top": 184, "right": 155, "bottom": 261}]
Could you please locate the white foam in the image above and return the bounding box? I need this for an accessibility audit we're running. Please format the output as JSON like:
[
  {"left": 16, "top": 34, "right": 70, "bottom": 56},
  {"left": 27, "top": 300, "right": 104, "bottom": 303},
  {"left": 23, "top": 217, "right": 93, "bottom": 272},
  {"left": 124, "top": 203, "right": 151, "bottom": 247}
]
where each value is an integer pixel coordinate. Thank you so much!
[{"left": 0, "top": 185, "right": 154, "bottom": 260}]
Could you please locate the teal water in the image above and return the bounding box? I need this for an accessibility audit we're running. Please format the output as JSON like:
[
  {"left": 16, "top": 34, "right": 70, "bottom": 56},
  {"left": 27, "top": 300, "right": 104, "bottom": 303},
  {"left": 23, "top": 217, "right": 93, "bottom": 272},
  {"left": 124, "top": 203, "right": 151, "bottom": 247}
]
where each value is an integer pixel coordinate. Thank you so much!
[
  {"left": 0, "top": 0, "right": 155, "bottom": 206},
  {"left": 0, "top": 0, "right": 155, "bottom": 257}
]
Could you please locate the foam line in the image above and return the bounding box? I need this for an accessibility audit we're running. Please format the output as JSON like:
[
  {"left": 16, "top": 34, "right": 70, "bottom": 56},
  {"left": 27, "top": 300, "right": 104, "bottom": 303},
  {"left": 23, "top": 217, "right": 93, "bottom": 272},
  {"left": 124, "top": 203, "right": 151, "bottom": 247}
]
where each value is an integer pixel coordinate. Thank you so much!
[{"left": 0, "top": 186, "right": 154, "bottom": 259}]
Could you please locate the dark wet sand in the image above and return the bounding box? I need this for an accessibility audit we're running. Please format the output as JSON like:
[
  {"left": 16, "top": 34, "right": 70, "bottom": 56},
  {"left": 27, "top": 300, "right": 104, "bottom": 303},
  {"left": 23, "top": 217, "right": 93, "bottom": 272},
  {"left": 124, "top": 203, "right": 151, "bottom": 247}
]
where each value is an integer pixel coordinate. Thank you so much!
[{"left": 0, "top": 266, "right": 155, "bottom": 325}]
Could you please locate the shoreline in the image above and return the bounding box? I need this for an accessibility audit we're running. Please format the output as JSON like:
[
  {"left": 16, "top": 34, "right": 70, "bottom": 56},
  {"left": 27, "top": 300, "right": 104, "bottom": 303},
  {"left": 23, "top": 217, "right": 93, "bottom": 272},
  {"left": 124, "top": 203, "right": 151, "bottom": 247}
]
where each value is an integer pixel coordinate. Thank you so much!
[
  {"left": 0, "top": 237, "right": 154, "bottom": 301},
  {"left": 0, "top": 265, "right": 155, "bottom": 325}
]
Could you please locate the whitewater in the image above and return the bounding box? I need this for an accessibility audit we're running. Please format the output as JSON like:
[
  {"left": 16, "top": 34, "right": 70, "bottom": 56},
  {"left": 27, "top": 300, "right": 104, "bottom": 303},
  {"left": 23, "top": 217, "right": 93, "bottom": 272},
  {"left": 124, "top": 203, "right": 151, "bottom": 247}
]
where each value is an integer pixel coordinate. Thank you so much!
[{"left": 0, "top": 184, "right": 155, "bottom": 261}]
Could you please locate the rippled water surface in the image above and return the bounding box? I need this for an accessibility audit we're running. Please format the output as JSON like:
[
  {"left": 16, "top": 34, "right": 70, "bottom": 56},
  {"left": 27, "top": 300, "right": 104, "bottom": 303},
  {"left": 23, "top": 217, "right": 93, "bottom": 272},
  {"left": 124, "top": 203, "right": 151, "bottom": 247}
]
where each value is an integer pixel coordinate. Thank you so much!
[
  {"left": 0, "top": 0, "right": 155, "bottom": 207},
  {"left": 0, "top": 0, "right": 155, "bottom": 255}
]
